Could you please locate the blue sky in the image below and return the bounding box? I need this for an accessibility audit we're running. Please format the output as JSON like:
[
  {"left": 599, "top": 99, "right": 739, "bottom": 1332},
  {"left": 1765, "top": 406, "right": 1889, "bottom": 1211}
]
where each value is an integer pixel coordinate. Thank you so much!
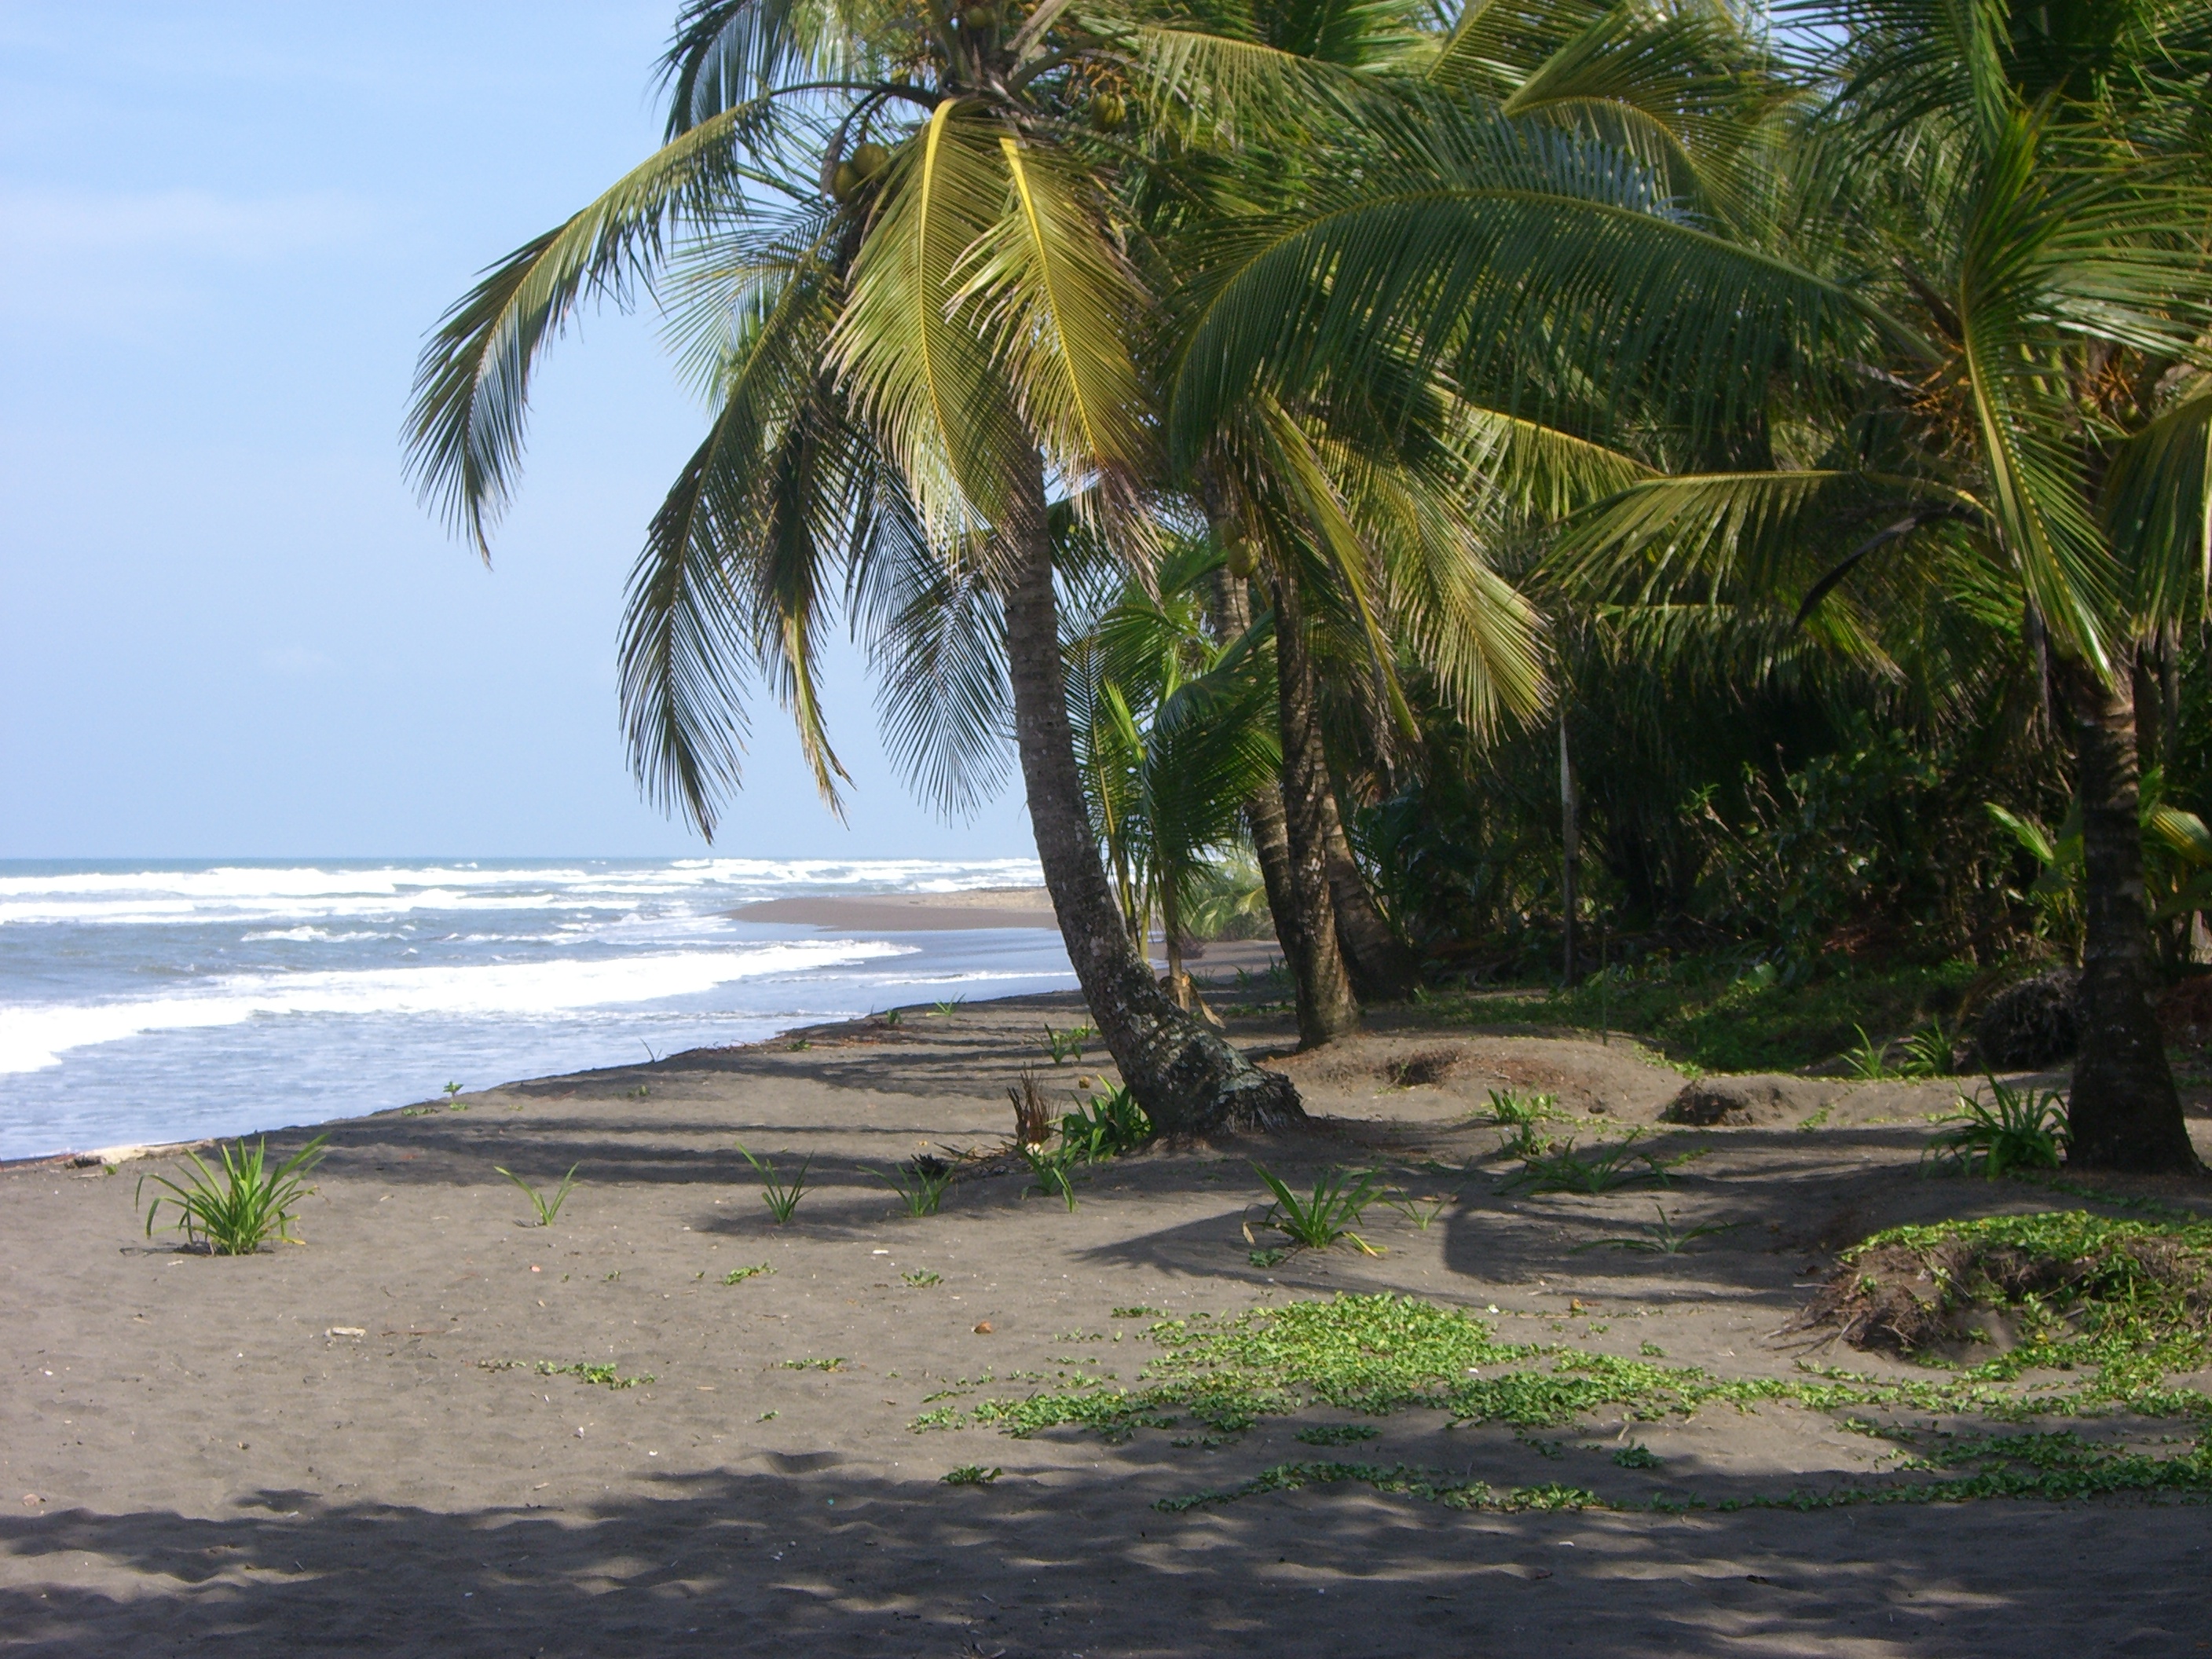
[{"left": 0, "top": 2, "right": 1034, "bottom": 860}]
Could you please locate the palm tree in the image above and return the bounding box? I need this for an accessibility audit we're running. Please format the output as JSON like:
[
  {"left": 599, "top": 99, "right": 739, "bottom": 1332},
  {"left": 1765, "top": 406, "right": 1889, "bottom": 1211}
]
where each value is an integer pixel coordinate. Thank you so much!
[
  {"left": 404, "top": 1, "right": 1313, "bottom": 1136},
  {"left": 1070, "top": 537, "right": 1280, "bottom": 1006},
  {"left": 1172, "top": 0, "right": 2212, "bottom": 1170}
]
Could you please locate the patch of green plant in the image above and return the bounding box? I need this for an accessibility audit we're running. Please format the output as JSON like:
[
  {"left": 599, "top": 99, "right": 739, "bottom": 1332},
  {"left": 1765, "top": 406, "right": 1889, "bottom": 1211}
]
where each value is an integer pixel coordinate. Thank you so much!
[
  {"left": 1295, "top": 1422, "right": 1381, "bottom": 1446},
  {"left": 1478, "top": 1087, "right": 1562, "bottom": 1129},
  {"left": 1822, "top": 1210, "right": 2212, "bottom": 1400},
  {"left": 882, "top": 1007, "right": 903, "bottom": 1027},
  {"left": 902, "top": 1269, "right": 943, "bottom": 1287},
  {"left": 1250, "top": 1164, "right": 1385, "bottom": 1253},
  {"left": 942, "top": 1464, "right": 1001, "bottom": 1485},
  {"left": 1613, "top": 1442, "right": 1662, "bottom": 1468},
  {"left": 1502, "top": 1131, "right": 1680, "bottom": 1196},
  {"left": 495, "top": 1162, "right": 580, "bottom": 1226},
  {"left": 1158, "top": 1462, "right": 1599, "bottom": 1514},
  {"left": 1463, "top": 959, "right": 1979, "bottom": 1076},
  {"left": 1571, "top": 1206, "right": 1742, "bottom": 1255},
  {"left": 780, "top": 1356, "right": 848, "bottom": 1372},
  {"left": 536, "top": 1361, "right": 654, "bottom": 1390},
  {"left": 721, "top": 1263, "right": 772, "bottom": 1285},
  {"left": 1113, "top": 1306, "right": 1166, "bottom": 1320},
  {"left": 737, "top": 1142, "right": 810, "bottom": 1223},
  {"left": 876, "top": 1155, "right": 955, "bottom": 1217},
  {"left": 1924, "top": 1079, "right": 2070, "bottom": 1178},
  {"left": 1895, "top": 1017, "right": 1956, "bottom": 1079},
  {"left": 932, "top": 998, "right": 964, "bottom": 1017},
  {"left": 444, "top": 1081, "right": 467, "bottom": 1109},
  {"left": 137, "top": 1134, "right": 328, "bottom": 1255},
  {"left": 1040, "top": 1022, "right": 1094, "bottom": 1065},
  {"left": 1059, "top": 1082, "right": 1149, "bottom": 1161}
]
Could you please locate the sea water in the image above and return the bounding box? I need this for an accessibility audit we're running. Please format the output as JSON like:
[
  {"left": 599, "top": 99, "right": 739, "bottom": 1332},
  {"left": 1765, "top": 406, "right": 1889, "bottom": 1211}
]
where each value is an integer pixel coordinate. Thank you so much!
[{"left": 0, "top": 858, "right": 1072, "bottom": 1160}]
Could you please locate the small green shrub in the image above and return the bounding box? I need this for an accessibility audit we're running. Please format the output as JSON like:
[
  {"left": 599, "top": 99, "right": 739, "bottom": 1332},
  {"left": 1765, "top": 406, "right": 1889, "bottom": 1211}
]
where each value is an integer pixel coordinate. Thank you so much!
[
  {"left": 1613, "top": 1443, "right": 1661, "bottom": 1469},
  {"left": 137, "top": 1134, "right": 328, "bottom": 1255},
  {"left": 902, "top": 1269, "right": 943, "bottom": 1287},
  {"left": 737, "top": 1142, "right": 811, "bottom": 1223},
  {"left": 1925, "top": 1079, "right": 2070, "bottom": 1178},
  {"left": 1896, "top": 1017, "right": 1956, "bottom": 1078},
  {"left": 496, "top": 1163, "right": 580, "bottom": 1226},
  {"left": 1252, "top": 1164, "right": 1385, "bottom": 1253},
  {"left": 942, "top": 1464, "right": 1001, "bottom": 1485},
  {"left": 1023, "top": 1142, "right": 1082, "bottom": 1210}
]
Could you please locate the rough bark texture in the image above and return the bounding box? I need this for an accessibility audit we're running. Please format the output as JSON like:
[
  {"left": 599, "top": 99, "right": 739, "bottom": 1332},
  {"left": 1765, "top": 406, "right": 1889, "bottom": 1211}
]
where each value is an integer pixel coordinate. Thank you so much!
[
  {"left": 1002, "top": 482, "right": 1300, "bottom": 1137},
  {"left": 2056, "top": 650, "right": 2199, "bottom": 1172},
  {"left": 1269, "top": 573, "right": 1363, "bottom": 1046}
]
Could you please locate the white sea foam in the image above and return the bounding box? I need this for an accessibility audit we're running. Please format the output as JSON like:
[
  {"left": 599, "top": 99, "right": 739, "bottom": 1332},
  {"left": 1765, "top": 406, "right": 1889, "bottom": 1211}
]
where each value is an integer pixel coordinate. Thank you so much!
[
  {"left": 0, "top": 938, "right": 910, "bottom": 1074},
  {"left": 0, "top": 857, "right": 1043, "bottom": 928}
]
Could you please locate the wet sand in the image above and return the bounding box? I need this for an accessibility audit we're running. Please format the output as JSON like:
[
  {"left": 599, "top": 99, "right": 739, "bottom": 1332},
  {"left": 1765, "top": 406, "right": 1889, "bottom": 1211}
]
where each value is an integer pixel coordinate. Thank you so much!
[{"left": 4, "top": 988, "right": 2210, "bottom": 1657}]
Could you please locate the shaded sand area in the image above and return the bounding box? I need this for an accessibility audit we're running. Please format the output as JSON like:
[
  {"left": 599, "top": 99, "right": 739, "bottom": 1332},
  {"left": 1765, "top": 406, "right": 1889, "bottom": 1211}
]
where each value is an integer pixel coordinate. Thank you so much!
[{"left": 5, "top": 989, "right": 2211, "bottom": 1656}]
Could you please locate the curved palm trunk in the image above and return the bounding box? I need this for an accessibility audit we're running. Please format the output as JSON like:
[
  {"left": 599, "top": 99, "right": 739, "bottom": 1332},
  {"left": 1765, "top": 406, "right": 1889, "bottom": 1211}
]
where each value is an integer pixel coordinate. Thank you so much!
[
  {"left": 1003, "top": 476, "right": 1301, "bottom": 1137},
  {"left": 2057, "top": 649, "right": 2198, "bottom": 1172},
  {"left": 1270, "top": 573, "right": 1362, "bottom": 1046}
]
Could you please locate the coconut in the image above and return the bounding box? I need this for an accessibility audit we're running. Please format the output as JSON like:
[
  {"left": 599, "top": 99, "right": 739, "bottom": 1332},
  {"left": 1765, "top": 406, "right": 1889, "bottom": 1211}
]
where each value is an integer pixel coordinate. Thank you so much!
[
  {"left": 831, "top": 161, "right": 862, "bottom": 203},
  {"left": 1090, "top": 92, "right": 1126, "bottom": 131},
  {"left": 850, "top": 141, "right": 890, "bottom": 181},
  {"left": 1222, "top": 534, "right": 1257, "bottom": 580}
]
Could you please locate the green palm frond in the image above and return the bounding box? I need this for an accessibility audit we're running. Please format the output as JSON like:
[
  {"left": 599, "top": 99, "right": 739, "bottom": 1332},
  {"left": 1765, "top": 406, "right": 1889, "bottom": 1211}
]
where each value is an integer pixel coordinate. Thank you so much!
[{"left": 2105, "top": 382, "right": 2212, "bottom": 624}]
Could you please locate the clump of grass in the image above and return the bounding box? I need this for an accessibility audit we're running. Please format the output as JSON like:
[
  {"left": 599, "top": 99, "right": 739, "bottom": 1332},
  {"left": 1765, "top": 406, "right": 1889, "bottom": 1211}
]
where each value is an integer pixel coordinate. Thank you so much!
[
  {"left": 902, "top": 1269, "right": 943, "bottom": 1287},
  {"left": 1113, "top": 1305, "right": 1165, "bottom": 1320},
  {"left": 1060, "top": 1082, "right": 1149, "bottom": 1161},
  {"left": 1008, "top": 1068, "right": 1056, "bottom": 1147},
  {"left": 1801, "top": 1210, "right": 2212, "bottom": 1397},
  {"left": 876, "top": 1155, "right": 956, "bottom": 1217},
  {"left": 137, "top": 1134, "right": 328, "bottom": 1255},
  {"left": 781, "top": 1356, "right": 848, "bottom": 1372},
  {"left": 1896, "top": 1017, "right": 1956, "bottom": 1079},
  {"left": 737, "top": 1142, "right": 810, "bottom": 1223},
  {"left": 721, "top": 1263, "right": 772, "bottom": 1285},
  {"left": 1924, "top": 1079, "right": 2069, "bottom": 1177},
  {"left": 1841, "top": 1023, "right": 1895, "bottom": 1081},
  {"left": 932, "top": 997, "right": 964, "bottom": 1018},
  {"left": 1023, "top": 1142, "right": 1083, "bottom": 1210},
  {"left": 1251, "top": 1164, "right": 1385, "bottom": 1254},
  {"left": 1382, "top": 1190, "right": 1451, "bottom": 1231},
  {"left": 1571, "top": 1205, "right": 1741, "bottom": 1255},
  {"left": 942, "top": 1464, "right": 1001, "bottom": 1485},
  {"left": 1040, "top": 1022, "right": 1094, "bottom": 1065},
  {"left": 495, "top": 1163, "right": 580, "bottom": 1226},
  {"left": 1502, "top": 1131, "right": 1679, "bottom": 1196},
  {"left": 1479, "top": 1087, "right": 1562, "bottom": 1129},
  {"left": 1613, "top": 1443, "right": 1662, "bottom": 1468},
  {"left": 1295, "top": 1422, "right": 1381, "bottom": 1446}
]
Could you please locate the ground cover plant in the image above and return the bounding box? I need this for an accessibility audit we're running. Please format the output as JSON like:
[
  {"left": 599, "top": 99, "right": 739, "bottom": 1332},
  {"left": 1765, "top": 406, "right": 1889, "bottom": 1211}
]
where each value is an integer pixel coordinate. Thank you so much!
[
  {"left": 136, "top": 1134, "right": 328, "bottom": 1255},
  {"left": 1501, "top": 1132, "right": 1683, "bottom": 1196}
]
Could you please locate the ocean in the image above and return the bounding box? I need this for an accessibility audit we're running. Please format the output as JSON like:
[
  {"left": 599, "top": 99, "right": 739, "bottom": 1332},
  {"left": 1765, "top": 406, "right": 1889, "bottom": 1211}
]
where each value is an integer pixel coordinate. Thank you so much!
[{"left": 0, "top": 858, "right": 1073, "bottom": 1162}]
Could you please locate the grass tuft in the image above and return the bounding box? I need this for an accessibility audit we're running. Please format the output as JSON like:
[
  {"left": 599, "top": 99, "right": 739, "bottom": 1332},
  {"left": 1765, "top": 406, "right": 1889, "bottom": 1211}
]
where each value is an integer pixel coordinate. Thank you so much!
[
  {"left": 1924, "top": 1079, "right": 2069, "bottom": 1177},
  {"left": 1251, "top": 1164, "right": 1385, "bottom": 1253},
  {"left": 737, "top": 1143, "right": 810, "bottom": 1224},
  {"left": 137, "top": 1135, "right": 328, "bottom": 1255},
  {"left": 495, "top": 1163, "right": 580, "bottom": 1226}
]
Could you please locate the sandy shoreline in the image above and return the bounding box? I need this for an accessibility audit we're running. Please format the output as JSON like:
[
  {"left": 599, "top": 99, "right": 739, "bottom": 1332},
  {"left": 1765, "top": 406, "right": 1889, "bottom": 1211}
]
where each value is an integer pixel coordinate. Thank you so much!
[
  {"left": 5, "top": 985, "right": 2210, "bottom": 1655},
  {"left": 731, "top": 885, "right": 1058, "bottom": 932}
]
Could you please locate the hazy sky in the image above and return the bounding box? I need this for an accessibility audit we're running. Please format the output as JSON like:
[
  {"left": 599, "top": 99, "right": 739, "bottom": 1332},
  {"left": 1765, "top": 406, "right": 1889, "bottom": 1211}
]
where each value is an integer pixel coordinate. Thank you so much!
[{"left": 0, "top": 2, "right": 1035, "bottom": 860}]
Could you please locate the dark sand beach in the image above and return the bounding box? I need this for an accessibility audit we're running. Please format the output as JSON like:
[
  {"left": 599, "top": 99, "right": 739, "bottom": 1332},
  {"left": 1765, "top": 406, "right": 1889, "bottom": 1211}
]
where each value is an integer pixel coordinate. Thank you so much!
[{"left": 5, "top": 985, "right": 2210, "bottom": 1657}]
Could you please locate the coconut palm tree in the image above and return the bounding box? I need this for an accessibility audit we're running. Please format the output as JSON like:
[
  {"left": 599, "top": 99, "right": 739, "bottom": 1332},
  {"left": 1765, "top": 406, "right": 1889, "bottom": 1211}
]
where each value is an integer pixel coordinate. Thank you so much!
[
  {"left": 1172, "top": 0, "right": 2212, "bottom": 1169},
  {"left": 405, "top": 0, "right": 1324, "bottom": 1135}
]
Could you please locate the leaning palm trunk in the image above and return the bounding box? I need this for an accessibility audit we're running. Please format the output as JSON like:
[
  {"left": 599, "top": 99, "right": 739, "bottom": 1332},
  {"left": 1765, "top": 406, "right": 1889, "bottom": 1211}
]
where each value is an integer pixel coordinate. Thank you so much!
[
  {"left": 2058, "top": 650, "right": 2198, "bottom": 1171},
  {"left": 1269, "top": 573, "right": 1361, "bottom": 1046},
  {"left": 1004, "top": 479, "right": 1300, "bottom": 1136}
]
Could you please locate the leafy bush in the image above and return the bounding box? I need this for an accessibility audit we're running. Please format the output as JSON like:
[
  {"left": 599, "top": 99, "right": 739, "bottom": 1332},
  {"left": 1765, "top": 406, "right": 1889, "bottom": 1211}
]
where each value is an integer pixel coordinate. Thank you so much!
[
  {"left": 1059, "top": 1082, "right": 1150, "bottom": 1161},
  {"left": 1251, "top": 1164, "right": 1384, "bottom": 1252},
  {"left": 137, "top": 1134, "right": 328, "bottom": 1254}
]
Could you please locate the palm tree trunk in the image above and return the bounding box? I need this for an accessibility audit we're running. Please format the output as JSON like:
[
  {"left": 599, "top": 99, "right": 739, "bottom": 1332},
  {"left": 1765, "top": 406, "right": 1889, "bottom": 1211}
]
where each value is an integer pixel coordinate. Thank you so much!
[
  {"left": 2056, "top": 648, "right": 2198, "bottom": 1171},
  {"left": 1002, "top": 474, "right": 1300, "bottom": 1136},
  {"left": 1322, "top": 807, "right": 1419, "bottom": 1000},
  {"left": 1207, "top": 567, "right": 1313, "bottom": 994},
  {"left": 1269, "top": 571, "right": 1362, "bottom": 1046}
]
